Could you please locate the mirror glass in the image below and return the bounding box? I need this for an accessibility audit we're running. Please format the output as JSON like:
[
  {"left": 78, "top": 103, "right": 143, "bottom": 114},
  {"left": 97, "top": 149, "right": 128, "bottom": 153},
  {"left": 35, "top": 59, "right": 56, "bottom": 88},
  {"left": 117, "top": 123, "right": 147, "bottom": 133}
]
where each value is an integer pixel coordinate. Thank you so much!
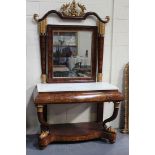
[{"left": 52, "top": 30, "right": 92, "bottom": 78}]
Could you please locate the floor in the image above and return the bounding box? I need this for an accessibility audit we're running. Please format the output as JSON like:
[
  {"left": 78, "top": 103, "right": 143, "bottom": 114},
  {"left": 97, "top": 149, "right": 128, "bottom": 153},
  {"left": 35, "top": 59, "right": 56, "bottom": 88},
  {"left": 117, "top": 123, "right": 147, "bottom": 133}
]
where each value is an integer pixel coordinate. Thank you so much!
[{"left": 26, "top": 132, "right": 129, "bottom": 155}]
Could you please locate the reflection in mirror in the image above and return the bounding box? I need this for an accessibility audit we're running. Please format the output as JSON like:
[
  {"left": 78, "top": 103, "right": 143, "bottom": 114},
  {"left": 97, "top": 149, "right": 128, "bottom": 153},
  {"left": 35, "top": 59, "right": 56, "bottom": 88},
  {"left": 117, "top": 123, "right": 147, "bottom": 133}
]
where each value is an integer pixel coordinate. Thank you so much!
[{"left": 53, "top": 31, "right": 92, "bottom": 78}]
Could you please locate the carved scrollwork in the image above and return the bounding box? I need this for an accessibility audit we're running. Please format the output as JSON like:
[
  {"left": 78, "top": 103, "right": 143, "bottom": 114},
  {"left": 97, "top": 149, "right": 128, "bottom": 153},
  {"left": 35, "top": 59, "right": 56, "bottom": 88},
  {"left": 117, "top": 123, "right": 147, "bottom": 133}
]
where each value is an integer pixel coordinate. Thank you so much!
[
  {"left": 103, "top": 125, "right": 116, "bottom": 133},
  {"left": 33, "top": 14, "right": 39, "bottom": 22},
  {"left": 60, "top": 0, "right": 86, "bottom": 17}
]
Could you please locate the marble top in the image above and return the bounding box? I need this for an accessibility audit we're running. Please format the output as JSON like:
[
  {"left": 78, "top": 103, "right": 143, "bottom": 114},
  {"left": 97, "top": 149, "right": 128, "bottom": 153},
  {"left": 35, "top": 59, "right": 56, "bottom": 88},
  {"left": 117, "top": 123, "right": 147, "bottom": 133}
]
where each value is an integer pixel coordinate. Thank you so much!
[{"left": 37, "top": 82, "right": 118, "bottom": 92}]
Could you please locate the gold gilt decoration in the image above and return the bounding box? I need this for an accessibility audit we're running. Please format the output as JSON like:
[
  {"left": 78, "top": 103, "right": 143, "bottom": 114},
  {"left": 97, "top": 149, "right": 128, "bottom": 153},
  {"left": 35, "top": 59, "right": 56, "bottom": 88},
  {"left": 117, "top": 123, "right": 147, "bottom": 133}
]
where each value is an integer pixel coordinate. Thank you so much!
[
  {"left": 97, "top": 20, "right": 105, "bottom": 36},
  {"left": 39, "top": 18, "right": 47, "bottom": 35},
  {"left": 40, "top": 131, "right": 49, "bottom": 139},
  {"left": 103, "top": 125, "right": 116, "bottom": 133},
  {"left": 37, "top": 105, "right": 43, "bottom": 113},
  {"left": 114, "top": 102, "right": 120, "bottom": 109},
  {"left": 106, "top": 127, "right": 116, "bottom": 133},
  {"left": 60, "top": 0, "right": 86, "bottom": 17},
  {"left": 97, "top": 73, "right": 102, "bottom": 82},
  {"left": 41, "top": 74, "right": 47, "bottom": 83}
]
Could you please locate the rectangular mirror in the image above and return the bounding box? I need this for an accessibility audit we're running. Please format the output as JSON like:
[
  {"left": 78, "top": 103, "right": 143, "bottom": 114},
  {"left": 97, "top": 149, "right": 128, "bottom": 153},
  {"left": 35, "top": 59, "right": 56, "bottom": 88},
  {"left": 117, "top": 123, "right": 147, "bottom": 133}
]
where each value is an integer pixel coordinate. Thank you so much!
[
  {"left": 53, "top": 31, "right": 92, "bottom": 78},
  {"left": 47, "top": 25, "right": 97, "bottom": 83}
]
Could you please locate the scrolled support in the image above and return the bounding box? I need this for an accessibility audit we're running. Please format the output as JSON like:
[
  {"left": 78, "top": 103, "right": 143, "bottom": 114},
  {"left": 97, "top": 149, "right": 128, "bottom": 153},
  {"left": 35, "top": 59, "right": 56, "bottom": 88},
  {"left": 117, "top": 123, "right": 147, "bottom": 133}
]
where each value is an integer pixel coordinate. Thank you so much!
[{"left": 103, "top": 102, "right": 120, "bottom": 128}]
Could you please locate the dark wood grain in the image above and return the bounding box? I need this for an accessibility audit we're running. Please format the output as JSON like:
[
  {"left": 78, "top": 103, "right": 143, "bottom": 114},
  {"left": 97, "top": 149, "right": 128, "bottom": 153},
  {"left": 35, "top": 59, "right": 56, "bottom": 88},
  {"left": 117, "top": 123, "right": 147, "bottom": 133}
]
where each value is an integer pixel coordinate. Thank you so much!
[
  {"left": 40, "top": 35, "right": 47, "bottom": 74},
  {"left": 37, "top": 10, "right": 110, "bottom": 23},
  {"left": 96, "top": 103, "right": 104, "bottom": 122},
  {"left": 38, "top": 122, "right": 116, "bottom": 148},
  {"left": 103, "top": 102, "right": 120, "bottom": 128},
  {"left": 37, "top": 111, "right": 49, "bottom": 126},
  {"left": 34, "top": 90, "right": 123, "bottom": 105},
  {"left": 98, "top": 36, "right": 104, "bottom": 74},
  {"left": 96, "top": 33, "right": 105, "bottom": 122},
  {"left": 34, "top": 90, "right": 123, "bottom": 149},
  {"left": 47, "top": 25, "right": 97, "bottom": 83},
  {"left": 43, "top": 105, "right": 47, "bottom": 122}
]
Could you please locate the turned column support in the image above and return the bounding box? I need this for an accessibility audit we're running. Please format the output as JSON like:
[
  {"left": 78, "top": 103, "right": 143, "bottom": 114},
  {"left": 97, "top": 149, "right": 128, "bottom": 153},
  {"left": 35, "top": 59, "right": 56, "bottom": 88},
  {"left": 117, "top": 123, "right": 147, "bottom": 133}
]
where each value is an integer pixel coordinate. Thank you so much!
[
  {"left": 37, "top": 105, "right": 50, "bottom": 127},
  {"left": 37, "top": 105, "right": 50, "bottom": 142},
  {"left": 103, "top": 102, "right": 120, "bottom": 128},
  {"left": 96, "top": 20, "right": 106, "bottom": 123}
]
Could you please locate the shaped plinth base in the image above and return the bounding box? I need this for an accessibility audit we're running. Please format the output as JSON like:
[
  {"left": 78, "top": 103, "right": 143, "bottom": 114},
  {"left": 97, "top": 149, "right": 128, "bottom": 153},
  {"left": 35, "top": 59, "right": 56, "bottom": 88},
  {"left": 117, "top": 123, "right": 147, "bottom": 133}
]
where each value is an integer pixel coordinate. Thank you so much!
[{"left": 39, "top": 122, "right": 117, "bottom": 149}]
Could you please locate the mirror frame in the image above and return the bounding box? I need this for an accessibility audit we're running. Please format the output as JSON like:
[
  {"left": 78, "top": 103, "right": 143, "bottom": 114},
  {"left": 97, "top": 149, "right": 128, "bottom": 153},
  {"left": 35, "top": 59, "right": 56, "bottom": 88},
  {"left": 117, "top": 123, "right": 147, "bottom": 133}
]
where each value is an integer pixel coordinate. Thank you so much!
[
  {"left": 46, "top": 25, "right": 98, "bottom": 83},
  {"left": 33, "top": 4, "right": 110, "bottom": 83}
]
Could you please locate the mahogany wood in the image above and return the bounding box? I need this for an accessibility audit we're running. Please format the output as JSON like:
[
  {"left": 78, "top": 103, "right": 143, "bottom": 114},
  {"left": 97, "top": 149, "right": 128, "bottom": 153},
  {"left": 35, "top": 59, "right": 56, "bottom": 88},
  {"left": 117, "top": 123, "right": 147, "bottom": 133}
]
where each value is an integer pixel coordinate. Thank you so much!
[
  {"left": 98, "top": 36, "right": 104, "bottom": 74},
  {"left": 43, "top": 105, "right": 47, "bottom": 122},
  {"left": 40, "top": 35, "right": 46, "bottom": 75},
  {"left": 34, "top": 90, "right": 123, "bottom": 105},
  {"left": 47, "top": 25, "right": 97, "bottom": 83},
  {"left": 33, "top": 5, "right": 124, "bottom": 149},
  {"left": 96, "top": 35, "right": 105, "bottom": 122},
  {"left": 96, "top": 103, "right": 104, "bottom": 122},
  {"left": 35, "top": 91, "right": 123, "bottom": 148},
  {"left": 38, "top": 122, "right": 116, "bottom": 148},
  {"left": 37, "top": 10, "right": 110, "bottom": 23},
  {"left": 37, "top": 111, "right": 49, "bottom": 126}
]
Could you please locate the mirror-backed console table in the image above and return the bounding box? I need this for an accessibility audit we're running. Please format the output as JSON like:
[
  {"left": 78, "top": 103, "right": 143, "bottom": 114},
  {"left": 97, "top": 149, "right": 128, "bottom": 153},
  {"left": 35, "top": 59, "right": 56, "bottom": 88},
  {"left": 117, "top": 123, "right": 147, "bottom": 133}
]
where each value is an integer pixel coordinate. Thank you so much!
[{"left": 33, "top": 0, "right": 124, "bottom": 149}]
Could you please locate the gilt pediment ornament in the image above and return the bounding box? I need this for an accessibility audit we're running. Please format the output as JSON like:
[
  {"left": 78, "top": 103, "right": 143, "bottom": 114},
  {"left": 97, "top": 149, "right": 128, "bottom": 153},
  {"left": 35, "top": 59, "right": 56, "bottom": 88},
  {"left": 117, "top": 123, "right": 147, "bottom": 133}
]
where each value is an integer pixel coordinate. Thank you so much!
[{"left": 60, "top": 0, "right": 86, "bottom": 17}]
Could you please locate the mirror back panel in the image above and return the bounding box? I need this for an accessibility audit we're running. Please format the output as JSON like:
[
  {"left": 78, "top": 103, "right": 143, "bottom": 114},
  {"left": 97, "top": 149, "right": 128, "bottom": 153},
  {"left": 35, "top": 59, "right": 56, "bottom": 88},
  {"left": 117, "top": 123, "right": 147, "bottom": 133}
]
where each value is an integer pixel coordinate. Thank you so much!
[{"left": 47, "top": 25, "right": 97, "bottom": 83}]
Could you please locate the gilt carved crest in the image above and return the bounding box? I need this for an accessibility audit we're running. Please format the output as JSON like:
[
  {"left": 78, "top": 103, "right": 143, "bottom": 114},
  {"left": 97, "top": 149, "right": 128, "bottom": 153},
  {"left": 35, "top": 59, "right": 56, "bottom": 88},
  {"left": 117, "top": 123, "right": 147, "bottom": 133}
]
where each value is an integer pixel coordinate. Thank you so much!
[{"left": 60, "top": 0, "right": 86, "bottom": 17}]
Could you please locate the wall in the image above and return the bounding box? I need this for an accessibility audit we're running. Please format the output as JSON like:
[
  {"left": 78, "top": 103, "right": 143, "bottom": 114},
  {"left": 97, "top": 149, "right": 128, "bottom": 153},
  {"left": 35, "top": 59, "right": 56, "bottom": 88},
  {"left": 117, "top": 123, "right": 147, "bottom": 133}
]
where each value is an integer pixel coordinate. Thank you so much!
[
  {"left": 78, "top": 31, "right": 92, "bottom": 65},
  {"left": 26, "top": 0, "right": 128, "bottom": 134}
]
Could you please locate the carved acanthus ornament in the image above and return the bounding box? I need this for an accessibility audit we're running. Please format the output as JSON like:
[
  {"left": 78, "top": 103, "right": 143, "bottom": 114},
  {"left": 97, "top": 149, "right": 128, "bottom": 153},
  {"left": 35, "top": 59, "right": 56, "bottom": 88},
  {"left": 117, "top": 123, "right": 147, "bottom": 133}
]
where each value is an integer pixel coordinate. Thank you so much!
[
  {"left": 40, "top": 131, "right": 49, "bottom": 139},
  {"left": 97, "top": 20, "right": 105, "bottom": 36},
  {"left": 60, "top": 0, "right": 86, "bottom": 17}
]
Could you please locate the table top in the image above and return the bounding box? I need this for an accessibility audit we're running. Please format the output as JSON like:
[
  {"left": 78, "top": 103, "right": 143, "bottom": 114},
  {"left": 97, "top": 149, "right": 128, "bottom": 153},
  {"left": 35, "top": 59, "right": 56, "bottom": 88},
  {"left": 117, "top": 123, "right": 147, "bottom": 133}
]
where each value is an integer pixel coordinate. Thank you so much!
[{"left": 37, "top": 82, "right": 119, "bottom": 93}]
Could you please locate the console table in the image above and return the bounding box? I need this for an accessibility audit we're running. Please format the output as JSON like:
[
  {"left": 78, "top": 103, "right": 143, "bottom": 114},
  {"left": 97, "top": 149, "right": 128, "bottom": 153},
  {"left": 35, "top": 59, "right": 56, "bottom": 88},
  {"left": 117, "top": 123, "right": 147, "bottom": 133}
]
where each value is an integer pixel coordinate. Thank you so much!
[
  {"left": 34, "top": 82, "right": 123, "bottom": 148},
  {"left": 33, "top": 0, "right": 124, "bottom": 149}
]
